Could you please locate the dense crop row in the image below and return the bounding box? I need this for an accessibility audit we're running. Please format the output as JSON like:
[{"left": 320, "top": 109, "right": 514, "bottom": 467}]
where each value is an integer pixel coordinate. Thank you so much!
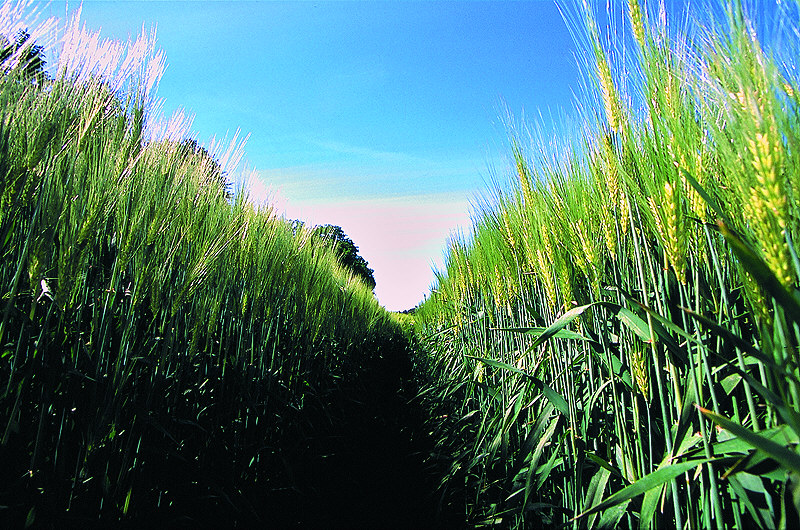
[
  {"left": 0, "top": 5, "right": 408, "bottom": 526},
  {"left": 414, "top": 1, "right": 800, "bottom": 528}
]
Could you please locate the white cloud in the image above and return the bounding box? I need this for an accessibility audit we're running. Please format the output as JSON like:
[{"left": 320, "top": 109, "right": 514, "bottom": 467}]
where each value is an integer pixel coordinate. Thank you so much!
[
  {"left": 247, "top": 151, "right": 487, "bottom": 203},
  {"left": 238, "top": 158, "right": 481, "bottom": 310}
]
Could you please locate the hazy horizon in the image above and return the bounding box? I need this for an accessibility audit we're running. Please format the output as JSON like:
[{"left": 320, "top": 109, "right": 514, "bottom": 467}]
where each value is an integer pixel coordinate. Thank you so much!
[{"left": 40, "top": 0, "right": 582, "bottom": 310}]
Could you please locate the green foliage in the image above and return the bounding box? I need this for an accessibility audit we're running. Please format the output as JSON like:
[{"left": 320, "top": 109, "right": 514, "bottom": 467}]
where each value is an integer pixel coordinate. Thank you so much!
[
  {"left": 174, "top": 137, "right": 231, "bottom": 198},
  {"left": 312, "top": 223, "right": 377, "bottom": 290},
  {"left": 0, "top": 29, "right": 47, "bottom": 85},
  {"left": 413, "top": 0, "right": 800, "bottom": 528},
  {"left": 0, "top": 5, "right": 403, "bottom": 526}
]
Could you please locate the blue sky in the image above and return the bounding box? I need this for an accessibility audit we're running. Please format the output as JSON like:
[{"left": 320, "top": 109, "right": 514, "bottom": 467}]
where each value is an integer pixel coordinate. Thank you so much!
[{"left": 41, "top": 0, "right": 582, "bottom": 310}]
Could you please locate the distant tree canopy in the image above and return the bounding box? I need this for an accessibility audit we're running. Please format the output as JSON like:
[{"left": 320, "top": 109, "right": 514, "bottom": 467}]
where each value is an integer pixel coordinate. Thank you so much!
[
  {"left": 311, "top": 224, "right": 376, "bottom": 290},
  {"left": 176, "top": 138, "right": 231, "bottom": 199},
  {"left": 0, "top": 30, "right": 48, "bottom": 85}
]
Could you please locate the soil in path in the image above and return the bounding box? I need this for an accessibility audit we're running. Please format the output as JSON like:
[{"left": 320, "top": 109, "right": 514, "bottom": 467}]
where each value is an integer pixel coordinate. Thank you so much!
[
  {"left": 262, "top": 340, "right": 463, "bottom": 529},
  {"left": 75, "top": 335, "right": 461, "bottom": 529}
]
